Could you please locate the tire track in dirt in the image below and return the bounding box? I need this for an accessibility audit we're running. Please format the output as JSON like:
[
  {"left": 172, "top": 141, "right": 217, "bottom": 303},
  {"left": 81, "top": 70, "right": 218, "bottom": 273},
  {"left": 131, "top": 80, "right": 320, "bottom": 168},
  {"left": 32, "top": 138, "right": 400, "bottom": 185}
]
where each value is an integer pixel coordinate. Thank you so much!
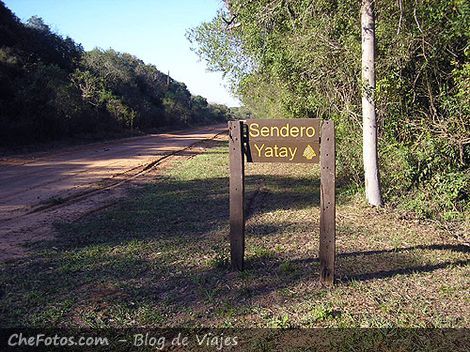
[{"left": 0, "top": 126, "right": 227, "bottom": 261}]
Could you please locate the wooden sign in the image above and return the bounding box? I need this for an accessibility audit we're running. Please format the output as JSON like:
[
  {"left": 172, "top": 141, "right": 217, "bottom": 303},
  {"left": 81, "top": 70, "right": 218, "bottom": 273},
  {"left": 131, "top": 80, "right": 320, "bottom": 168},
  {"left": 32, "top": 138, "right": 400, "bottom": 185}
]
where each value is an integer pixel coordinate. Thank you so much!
[
  {"left": 245, "top": 119, "right": 320, "bottom": 163},
  {"left": 228, "top": 119, "right": 336, "bottom": 285},
  {"left": 319, "top": 120, "right": 335, "bottom": 284},
  {"left": 228, "top": 121, "right": 245, "bottom": 271}
]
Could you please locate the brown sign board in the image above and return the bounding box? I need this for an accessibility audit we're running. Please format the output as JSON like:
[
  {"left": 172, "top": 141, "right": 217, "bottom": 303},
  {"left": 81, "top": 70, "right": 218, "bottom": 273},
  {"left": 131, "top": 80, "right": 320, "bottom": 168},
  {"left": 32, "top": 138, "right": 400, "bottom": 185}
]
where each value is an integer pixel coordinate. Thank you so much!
[
  {"left": 245, "top": 119, "right": 321, "bottom": 164},
  {"left": 246, "top": 140, "right": 320, "bottom": 163},
  {"left": 228, "top": 119, "right": 336, "bottom": 284}
]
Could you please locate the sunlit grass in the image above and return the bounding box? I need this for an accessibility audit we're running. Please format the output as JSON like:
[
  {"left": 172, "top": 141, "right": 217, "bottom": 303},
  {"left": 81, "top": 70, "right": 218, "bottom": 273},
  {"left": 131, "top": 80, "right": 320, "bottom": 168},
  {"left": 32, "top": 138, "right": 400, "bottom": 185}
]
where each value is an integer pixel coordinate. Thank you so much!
[{"left": 0, "top": 139, "right": 468, "bottom": 329}]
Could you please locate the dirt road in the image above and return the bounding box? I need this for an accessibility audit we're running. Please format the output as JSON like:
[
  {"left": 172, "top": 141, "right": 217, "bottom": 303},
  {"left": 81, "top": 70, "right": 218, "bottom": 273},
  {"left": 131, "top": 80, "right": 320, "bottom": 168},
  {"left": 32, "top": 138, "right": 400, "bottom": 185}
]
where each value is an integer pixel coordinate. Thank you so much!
[{"left": 0, "top": 124, "right": 227, "bottom": 261}]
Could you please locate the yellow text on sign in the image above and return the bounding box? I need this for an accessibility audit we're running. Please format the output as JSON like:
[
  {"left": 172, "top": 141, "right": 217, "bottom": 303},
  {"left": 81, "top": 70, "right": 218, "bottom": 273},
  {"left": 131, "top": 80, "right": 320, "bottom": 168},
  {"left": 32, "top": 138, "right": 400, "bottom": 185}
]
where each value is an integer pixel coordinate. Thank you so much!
[
  {"left": 249, "top": 123, "right": 316, "bottom": 139},
  {"left": 254, "top": 143, "right": 298, "bottom": 161}
]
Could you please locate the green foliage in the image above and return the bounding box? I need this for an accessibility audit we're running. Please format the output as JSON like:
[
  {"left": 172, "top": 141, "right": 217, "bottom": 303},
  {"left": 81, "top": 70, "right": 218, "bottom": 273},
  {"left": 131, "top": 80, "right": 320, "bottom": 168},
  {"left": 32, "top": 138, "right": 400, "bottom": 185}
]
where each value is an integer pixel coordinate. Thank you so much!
[
  {"left": 188, "top": 0, "right": 469, "bottom": 221},
  {"left": 309, "top": 304, "right": 335, "bottom": 323},
  {"left": 230, "top": 105, "right": 253, "bottom": 119},
  {"left": 268, "top": 314, "right": 291, "bottom": 328},
  {"left": 105, "top": 97, "right": 136, "bottom": 129},
  {"left": 0, "top": 1, "right": 233, "bottom": 146}
]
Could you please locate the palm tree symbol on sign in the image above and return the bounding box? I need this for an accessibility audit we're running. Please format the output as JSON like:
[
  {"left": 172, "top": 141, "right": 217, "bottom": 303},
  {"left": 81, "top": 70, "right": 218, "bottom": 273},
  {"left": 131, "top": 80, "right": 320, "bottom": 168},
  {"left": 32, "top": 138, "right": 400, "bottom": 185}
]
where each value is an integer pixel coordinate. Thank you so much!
[{"left": 303, "top": 145, "right": 317, "bottom": 160}]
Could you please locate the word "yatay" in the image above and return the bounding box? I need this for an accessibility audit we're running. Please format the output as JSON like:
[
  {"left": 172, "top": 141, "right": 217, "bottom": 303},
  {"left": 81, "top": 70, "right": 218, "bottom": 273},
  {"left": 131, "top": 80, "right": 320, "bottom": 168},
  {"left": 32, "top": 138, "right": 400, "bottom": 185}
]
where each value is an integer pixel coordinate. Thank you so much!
[{"left": 253, "top": 143, "right": 297, "bottom": 160}]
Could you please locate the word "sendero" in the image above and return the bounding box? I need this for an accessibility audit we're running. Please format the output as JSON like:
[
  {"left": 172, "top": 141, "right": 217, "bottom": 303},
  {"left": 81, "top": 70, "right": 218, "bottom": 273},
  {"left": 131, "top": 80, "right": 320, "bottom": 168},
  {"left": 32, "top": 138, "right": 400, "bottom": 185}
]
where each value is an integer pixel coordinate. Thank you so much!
[{"left": 249, "top": 123, "right": 316, "bottom": 138}]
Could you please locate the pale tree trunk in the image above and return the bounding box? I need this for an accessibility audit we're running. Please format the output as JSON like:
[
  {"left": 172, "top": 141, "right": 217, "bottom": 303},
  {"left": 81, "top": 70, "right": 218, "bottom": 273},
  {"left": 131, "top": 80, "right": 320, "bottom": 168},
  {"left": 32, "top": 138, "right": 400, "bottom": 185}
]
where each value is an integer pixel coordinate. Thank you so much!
[{"left": 361, "top": 0, "right": 383, "bottom": 206}]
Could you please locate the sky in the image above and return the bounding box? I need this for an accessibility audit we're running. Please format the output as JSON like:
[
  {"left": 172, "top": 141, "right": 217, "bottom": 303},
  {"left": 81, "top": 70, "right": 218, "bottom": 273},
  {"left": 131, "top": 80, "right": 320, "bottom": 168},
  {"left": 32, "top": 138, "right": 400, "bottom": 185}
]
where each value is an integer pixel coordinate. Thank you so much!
[{"left": 4, "top": 0, "right": 240, "bottom": 107}]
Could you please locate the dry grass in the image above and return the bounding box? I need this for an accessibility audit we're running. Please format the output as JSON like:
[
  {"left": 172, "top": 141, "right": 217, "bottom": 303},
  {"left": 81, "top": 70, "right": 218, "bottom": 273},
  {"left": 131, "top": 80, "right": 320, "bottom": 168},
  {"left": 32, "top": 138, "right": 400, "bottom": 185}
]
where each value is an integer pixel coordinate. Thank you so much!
[{"left": 0, "top": 138, "right": 468, "bottom": 330}]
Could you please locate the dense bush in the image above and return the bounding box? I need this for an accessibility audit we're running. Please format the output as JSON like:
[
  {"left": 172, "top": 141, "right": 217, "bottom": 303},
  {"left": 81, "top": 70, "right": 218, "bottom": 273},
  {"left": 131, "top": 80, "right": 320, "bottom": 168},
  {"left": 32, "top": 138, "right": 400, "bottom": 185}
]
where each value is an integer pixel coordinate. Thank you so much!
[
  {"left": 0, "top": 1, "right": 233, "bottom": 146},
  {"left": 188, "top": 0, "right": 469, "bottom": 220}
]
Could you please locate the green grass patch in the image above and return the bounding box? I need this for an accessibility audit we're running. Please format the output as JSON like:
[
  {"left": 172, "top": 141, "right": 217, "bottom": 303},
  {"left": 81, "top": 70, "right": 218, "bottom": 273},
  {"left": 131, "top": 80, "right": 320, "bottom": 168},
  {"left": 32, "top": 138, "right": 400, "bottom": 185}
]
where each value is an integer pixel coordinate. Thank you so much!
[{"left": 0, "top": 139, "right": 468, "bottom": 329}]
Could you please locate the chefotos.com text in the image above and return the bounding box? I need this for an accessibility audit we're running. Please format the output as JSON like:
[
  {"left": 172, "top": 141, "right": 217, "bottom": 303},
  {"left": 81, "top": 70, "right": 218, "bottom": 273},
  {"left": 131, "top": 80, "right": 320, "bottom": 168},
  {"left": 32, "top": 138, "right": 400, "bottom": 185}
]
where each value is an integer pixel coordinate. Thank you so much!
[{"left": 8, "top": 333, "right": 109, "bottom": 347}]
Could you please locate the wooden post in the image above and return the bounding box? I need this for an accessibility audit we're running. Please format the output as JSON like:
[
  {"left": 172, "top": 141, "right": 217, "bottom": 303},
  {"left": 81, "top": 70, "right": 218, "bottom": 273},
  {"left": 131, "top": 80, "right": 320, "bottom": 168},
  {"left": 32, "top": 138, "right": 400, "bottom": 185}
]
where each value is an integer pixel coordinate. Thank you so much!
[
  {"left": 319, "top": 120, "right": 336, "bottom": 284},
  {"left": 228, "top": 121, "right": 245, "bottom": 271}
]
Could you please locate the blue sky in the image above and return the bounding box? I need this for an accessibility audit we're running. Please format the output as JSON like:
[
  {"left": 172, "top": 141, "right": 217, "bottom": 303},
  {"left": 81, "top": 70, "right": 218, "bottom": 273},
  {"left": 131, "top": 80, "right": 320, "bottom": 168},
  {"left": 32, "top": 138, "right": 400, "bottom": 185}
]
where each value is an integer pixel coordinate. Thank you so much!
[{"left": 4, "top": 0, "right": 240, "bottom": 107}]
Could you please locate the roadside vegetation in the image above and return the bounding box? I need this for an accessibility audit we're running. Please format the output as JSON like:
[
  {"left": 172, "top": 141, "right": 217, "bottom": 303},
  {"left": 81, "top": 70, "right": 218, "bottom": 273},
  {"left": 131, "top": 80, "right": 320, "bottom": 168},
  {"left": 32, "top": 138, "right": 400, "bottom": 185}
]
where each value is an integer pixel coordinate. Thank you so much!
[
  {"left": 0, "top": 2, "right": 236, "bottom": 148},
  {"left": 0, "top": 139, "right": 467, "bottom": 330},
  {"left": 187, "top": 0, "right": 469, "bottom": 223}
]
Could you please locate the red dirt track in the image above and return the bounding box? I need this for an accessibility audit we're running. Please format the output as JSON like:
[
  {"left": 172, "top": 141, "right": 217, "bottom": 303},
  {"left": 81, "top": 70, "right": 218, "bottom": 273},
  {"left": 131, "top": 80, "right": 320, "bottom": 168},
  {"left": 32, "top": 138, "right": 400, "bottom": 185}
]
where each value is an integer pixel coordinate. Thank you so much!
[{"left": 0, "top": 124, "right": 227, "bottom": 261}]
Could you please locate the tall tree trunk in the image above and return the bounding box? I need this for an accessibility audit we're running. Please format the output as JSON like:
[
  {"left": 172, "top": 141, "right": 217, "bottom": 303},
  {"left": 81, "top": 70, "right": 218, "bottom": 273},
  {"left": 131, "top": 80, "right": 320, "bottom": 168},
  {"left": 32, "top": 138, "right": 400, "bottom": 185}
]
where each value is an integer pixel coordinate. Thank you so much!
[{"left": 361, "top": 0, "right": 383, "bottom": 206}]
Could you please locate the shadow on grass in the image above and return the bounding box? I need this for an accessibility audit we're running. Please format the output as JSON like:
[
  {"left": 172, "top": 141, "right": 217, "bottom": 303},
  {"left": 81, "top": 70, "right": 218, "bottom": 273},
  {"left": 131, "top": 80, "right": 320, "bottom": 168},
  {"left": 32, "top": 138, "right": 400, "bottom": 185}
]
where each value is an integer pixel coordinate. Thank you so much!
[
  {"left": 287, "top": 244, "right": 469, "bottom": 282},
  {"left": 0, "top": 142, "right": 468, "bottom": 327},
  {"left": 43, "top": 174, "right": 321, "bottom": 250}
]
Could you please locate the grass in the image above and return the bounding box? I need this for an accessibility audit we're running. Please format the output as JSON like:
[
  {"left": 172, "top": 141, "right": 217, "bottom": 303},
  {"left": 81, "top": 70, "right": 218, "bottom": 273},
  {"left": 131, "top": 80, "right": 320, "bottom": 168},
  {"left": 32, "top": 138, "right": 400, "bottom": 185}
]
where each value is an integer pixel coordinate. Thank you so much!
[{"left": 0, "top": 139, "right": 468, "bottom": 332}]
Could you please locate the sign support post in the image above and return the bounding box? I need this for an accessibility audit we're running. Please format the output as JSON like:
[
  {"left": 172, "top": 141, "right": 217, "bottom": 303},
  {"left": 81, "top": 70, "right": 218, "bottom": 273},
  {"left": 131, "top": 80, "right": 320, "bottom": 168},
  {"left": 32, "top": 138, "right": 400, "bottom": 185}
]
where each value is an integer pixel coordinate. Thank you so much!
[
  {"left": 319, "top": 120, "right": 336, "bottom": 284},
  {"left": 228, "top": 119, "right": 335, "bottom": 283},
  {"left": 228, "top": 121, "right": 245, "bottom": 271}
]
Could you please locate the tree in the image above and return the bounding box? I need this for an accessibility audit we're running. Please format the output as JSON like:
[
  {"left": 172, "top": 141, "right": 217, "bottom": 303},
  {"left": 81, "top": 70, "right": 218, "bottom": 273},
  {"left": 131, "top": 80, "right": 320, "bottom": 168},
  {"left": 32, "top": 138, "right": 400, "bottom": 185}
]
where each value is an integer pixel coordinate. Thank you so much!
[
  {"left": 188, "top": 0, "right": 468, "bottom": 217},
  {"left": 25, "top": 15, "right": 50, "bottom": 32},
  {"left": 361, "top": 0, "right": 383, "bottom": 206}
]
